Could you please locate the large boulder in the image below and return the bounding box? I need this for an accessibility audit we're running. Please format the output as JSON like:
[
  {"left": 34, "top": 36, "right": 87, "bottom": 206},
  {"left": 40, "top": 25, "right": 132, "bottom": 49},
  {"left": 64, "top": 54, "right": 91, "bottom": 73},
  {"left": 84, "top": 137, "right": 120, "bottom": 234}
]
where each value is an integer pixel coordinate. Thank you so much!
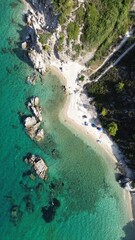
[
  {"left": 27, "top": 96, "right": 42, "bottom": 121},
  {"left": 24, "top": 154, "right": 48, "bottom": 180},
  {"left": 28, "top": 49, "right": 46, "bottom": 75}
]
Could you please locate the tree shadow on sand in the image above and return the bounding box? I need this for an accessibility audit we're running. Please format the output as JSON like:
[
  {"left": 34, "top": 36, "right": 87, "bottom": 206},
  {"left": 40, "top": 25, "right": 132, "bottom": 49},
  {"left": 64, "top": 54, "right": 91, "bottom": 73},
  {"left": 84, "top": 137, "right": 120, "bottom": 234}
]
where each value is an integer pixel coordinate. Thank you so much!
[{"left": 121, "top": 220, "right": 135, "bottom": 240}]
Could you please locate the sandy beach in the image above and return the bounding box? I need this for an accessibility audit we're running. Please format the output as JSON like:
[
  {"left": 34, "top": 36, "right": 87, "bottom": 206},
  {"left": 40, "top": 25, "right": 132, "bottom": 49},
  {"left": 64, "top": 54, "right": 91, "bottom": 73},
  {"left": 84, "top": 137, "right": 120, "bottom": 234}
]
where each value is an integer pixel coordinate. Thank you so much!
[
  {"left": 48, "top": 60, "right": 134, "bottom": 222},
  {"left": 49, "top": 61, "right": 123, "bottom": 162},
  {"left": 22, "top": 0, "right": 134, "bottom": 224}
]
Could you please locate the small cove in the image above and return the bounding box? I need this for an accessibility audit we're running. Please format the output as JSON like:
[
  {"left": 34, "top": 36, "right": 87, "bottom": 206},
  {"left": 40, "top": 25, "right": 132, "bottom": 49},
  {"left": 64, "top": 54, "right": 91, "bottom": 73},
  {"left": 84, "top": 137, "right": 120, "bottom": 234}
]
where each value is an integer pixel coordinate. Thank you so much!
[{"left": 0, "top": 1, "right": 134, "bottom": 239}]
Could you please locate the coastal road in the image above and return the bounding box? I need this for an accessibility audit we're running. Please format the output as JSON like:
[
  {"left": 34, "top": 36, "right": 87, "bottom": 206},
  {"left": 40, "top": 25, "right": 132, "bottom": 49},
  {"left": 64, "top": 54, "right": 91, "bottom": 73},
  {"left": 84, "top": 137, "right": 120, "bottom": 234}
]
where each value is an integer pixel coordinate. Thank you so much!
[
  {"left": 93, "top": 41, "right": 135, "bottom": 82},
  {"left": 89, "top": 30, "right": 133, "bottom": 76}
]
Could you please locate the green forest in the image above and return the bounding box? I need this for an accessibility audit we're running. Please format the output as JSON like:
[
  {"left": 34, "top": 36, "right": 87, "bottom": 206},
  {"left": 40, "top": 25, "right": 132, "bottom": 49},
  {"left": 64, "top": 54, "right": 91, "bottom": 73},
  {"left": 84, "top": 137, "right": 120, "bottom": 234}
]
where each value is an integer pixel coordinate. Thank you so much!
[
  {"left": 85, "top": 49, "right": 135, "bottom": 168},
  {"left": 53, "top": 0, "right": 132, "bottom": 62},
  {"left": 52, "top": 0, "right": 135, "bottom": 167}
]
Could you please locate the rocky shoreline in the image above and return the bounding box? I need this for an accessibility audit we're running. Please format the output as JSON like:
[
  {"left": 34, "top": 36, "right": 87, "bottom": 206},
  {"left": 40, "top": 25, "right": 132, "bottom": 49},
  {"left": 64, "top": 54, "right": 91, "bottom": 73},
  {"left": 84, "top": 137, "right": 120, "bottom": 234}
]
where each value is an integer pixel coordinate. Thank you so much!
[
  {"left": 21, "top": 0, "right": 58, "bottom": 75},
  {"left": 21, "top": 0, "right": 135, "bottom": 224}
]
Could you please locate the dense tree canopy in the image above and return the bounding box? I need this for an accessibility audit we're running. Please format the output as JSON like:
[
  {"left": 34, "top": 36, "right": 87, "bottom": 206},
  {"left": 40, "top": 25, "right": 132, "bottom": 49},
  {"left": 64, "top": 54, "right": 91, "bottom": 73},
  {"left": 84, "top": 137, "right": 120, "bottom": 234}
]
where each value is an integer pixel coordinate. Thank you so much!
[
  {"left": 85, "top": 49, "right": 135, "bottom": 167},
  {"left": 108, "top": 122, "right": 118, "bottom": 136},
  {"left": 53, "top": 0, "right": 132, "bottom": 60}
]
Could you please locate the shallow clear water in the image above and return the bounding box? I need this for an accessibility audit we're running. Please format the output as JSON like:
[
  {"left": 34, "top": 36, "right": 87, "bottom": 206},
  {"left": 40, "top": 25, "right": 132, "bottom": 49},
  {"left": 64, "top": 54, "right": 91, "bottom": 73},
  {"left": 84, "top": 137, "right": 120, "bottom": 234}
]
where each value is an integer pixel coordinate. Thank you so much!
[{"left": 0, "top": 1, "right": 134, "bottom": 240}]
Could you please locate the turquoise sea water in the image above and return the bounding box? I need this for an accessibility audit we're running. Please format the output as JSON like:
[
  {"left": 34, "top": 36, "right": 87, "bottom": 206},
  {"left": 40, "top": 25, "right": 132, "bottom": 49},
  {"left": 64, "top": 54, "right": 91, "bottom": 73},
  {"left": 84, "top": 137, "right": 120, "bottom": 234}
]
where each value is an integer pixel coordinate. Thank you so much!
[{"left": 0, "top": 1, "right": 134, "bottom": 239}]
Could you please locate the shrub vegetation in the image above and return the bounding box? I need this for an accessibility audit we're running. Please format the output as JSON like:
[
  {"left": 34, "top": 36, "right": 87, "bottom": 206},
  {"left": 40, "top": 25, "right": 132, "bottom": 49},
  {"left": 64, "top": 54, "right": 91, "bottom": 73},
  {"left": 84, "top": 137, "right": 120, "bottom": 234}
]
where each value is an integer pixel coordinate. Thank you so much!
[
  {"left": 85, "top": 49, "right": 135, "bottom": 167},
  {"left": 52, "top": 0, "right": 132, "bottom": 61}
]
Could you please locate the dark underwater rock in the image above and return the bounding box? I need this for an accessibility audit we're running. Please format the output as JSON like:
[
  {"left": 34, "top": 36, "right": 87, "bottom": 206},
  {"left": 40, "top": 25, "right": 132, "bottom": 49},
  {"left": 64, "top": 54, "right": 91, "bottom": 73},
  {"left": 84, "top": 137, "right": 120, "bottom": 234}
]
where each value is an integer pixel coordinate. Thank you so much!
[
  {"left": 9, "top": 2, "right": 18, "bottom": 8},
  {"left": 49, "top": 179, "right": 64, "bottom": 195},
  {"left": 1, "top": 48, "right": 8, "bottom": 54},
  {"left": 35, "top": 182, "right": 44, "bottom": 192},
  {"left": 41, "top": 198, "right": 60, "bottom": 223},
  {"left": 52, "top": 198, "right": 60, "bottom": 208},
  {"left": 10, "top": 205, "right": 23, "bottom": 226},
  {"left": 42, "top": 205, "right": 55, "bottom": 223},
  {"left": 19, "top": 181, "right": 33, "bottom": 192},
  {"left": 23, "top": 195, "right": 34, "bottom": 213},
  {"left": 51, "top": 149, "right": 59, "bottom": 159},
  {"left": 22, "top": 170, "right": 32, "bottom": 177}
]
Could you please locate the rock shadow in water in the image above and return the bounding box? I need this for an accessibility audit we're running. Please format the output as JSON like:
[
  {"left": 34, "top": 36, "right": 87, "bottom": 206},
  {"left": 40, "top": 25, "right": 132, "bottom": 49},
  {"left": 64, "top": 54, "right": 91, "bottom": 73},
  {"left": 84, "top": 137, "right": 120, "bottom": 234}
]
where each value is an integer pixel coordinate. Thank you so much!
[
  {"left": 41, "top": 198, "right": 60, "bottom": 223},
  {"left": 120, "top": 220, "right": 135, "bottom": 240}
]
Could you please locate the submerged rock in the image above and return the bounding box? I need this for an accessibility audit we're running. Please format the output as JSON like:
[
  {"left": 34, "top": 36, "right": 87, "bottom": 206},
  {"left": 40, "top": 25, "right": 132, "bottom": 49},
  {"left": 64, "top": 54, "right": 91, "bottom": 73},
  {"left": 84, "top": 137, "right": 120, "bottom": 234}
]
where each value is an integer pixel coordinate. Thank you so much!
[
  {"left": 23, "top": 195, "right": 34, "bottom": 213},
  {"left": 42, "top": 205, "right": 55, "bottom": 223},
  {"left": 52, "top": 198, "right": 60, "bottom": 208},
  {"left": 19, "top": 181, "right": 33, "bottom": 192},
  {"left": 29, "top": 173, "right": 36, "bottom": 180},
  {"left": 26, "top": 72, "right": 37, "bottom": 85},
  {"left": 49, "top": 178, "right": 64, "bottom": 195},
  {"left": 35, "top": 182, "right": 44, "bottom": 192},
  {"left": 51, "top": 149, "right": 59, "bottom": 159},
  {"left": 41, "top": 198, "right": 60, "bottom": 223},
  {"left": 22, "top": 170, "right": 32, "bottom": 177},
  {"left": 10, "top": 205, "right": 23, "bottom": 226}
]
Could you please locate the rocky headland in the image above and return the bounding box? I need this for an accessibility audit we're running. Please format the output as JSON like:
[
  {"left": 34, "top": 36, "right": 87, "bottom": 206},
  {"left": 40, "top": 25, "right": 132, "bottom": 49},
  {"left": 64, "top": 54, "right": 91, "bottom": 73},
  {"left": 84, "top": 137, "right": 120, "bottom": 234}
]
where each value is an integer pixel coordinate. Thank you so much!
[{"left": 21, "top": 0, "right": 135, "bottom": 222}]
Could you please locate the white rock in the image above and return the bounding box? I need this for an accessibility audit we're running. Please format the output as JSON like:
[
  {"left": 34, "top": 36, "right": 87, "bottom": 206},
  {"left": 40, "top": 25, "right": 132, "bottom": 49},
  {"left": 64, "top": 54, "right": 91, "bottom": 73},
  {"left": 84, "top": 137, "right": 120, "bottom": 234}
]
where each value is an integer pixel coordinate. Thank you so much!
[
  {"left": 28, "top": 50, "right": 46, "bottom": 74},
  {"left": 22, "top": 42, "right": 27, "bottom": 49},
  {"left": 26, "top": 154, "right": 48, "bottom": 179},
  {"left": 34, "top": 97, "right": 39, "bottom": 106},
  {"left": 24, "top": 116, "right": 37, "bottom": 128},
  {"left": 35, "top": 128, "right": 44, "bottom": 141}
]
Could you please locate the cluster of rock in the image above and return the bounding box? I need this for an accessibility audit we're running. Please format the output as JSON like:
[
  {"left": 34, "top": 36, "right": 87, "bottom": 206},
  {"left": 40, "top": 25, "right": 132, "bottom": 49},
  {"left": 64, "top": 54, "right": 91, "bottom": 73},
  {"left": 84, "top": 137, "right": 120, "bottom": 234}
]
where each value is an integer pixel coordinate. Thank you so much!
[
  {"left": 27, "top": 96, "right": 42, "bottom": 121},
  {"left": 22, "top": 4, "right": 48, "bottom": 74},
  {"left": 23, "top": 96, "right": 44, "bottom": 141},
  {"left": 26, "top": 72, "right": 37, "bottom": 85},
  {"left": 115, "top": 162, "right": 135, "bottom": 192},
  {"left": 22, "top": 0, "right": 83, "bottom": 76},
  {"left": 42, "top": 198, "right": 60, "bottom": 223},
  {"left": 22, "top": 0, "right": 58, "bottom": 75},
  {"left": 24, "top": 153, "right": 48, "bottom": 180}
]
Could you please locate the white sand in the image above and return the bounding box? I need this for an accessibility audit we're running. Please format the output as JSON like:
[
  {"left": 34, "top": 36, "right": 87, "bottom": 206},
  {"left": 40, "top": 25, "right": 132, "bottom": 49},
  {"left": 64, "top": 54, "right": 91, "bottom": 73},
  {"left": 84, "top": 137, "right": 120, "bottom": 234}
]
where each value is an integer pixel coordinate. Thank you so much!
[
  {"left": 21, "top": 0, "right": 133, "bottom": 221},
  {"left": 49, "top": 60, "right": 133, "bottom": 221},
  {"left": 49, "top": 60, "right": 120, "bottom": 162}
]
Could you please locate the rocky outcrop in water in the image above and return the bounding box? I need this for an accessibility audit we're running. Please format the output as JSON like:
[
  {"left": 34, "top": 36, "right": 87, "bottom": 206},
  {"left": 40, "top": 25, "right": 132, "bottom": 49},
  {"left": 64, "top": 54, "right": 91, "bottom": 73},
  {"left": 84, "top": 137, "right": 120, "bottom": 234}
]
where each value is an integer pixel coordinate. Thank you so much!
[
  {"left": 24, "top": 116, "right": 44, "bottom": 141},
  {"left": 24, "top": 153, "right": 48, "bottom": 180},
  {"left": 26, "top": 72, "right": 37, "bottom": 85},
  {"left": 21, "top": 96, "right": 44, "bottom": 141},
  {"left": 27, "top": 96, "right": 42, "bottom": 121}
]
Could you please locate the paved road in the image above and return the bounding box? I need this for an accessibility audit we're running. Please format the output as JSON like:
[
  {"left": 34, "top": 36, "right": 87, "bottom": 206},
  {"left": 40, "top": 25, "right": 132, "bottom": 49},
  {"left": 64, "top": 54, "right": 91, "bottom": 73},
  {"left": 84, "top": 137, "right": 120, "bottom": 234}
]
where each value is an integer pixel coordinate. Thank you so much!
[
  {"left": 93, "top": 41, "right": 135, "bottom": 82},
  {"left": 89, "top": 30, "right": 133, "bottom": 77}
]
